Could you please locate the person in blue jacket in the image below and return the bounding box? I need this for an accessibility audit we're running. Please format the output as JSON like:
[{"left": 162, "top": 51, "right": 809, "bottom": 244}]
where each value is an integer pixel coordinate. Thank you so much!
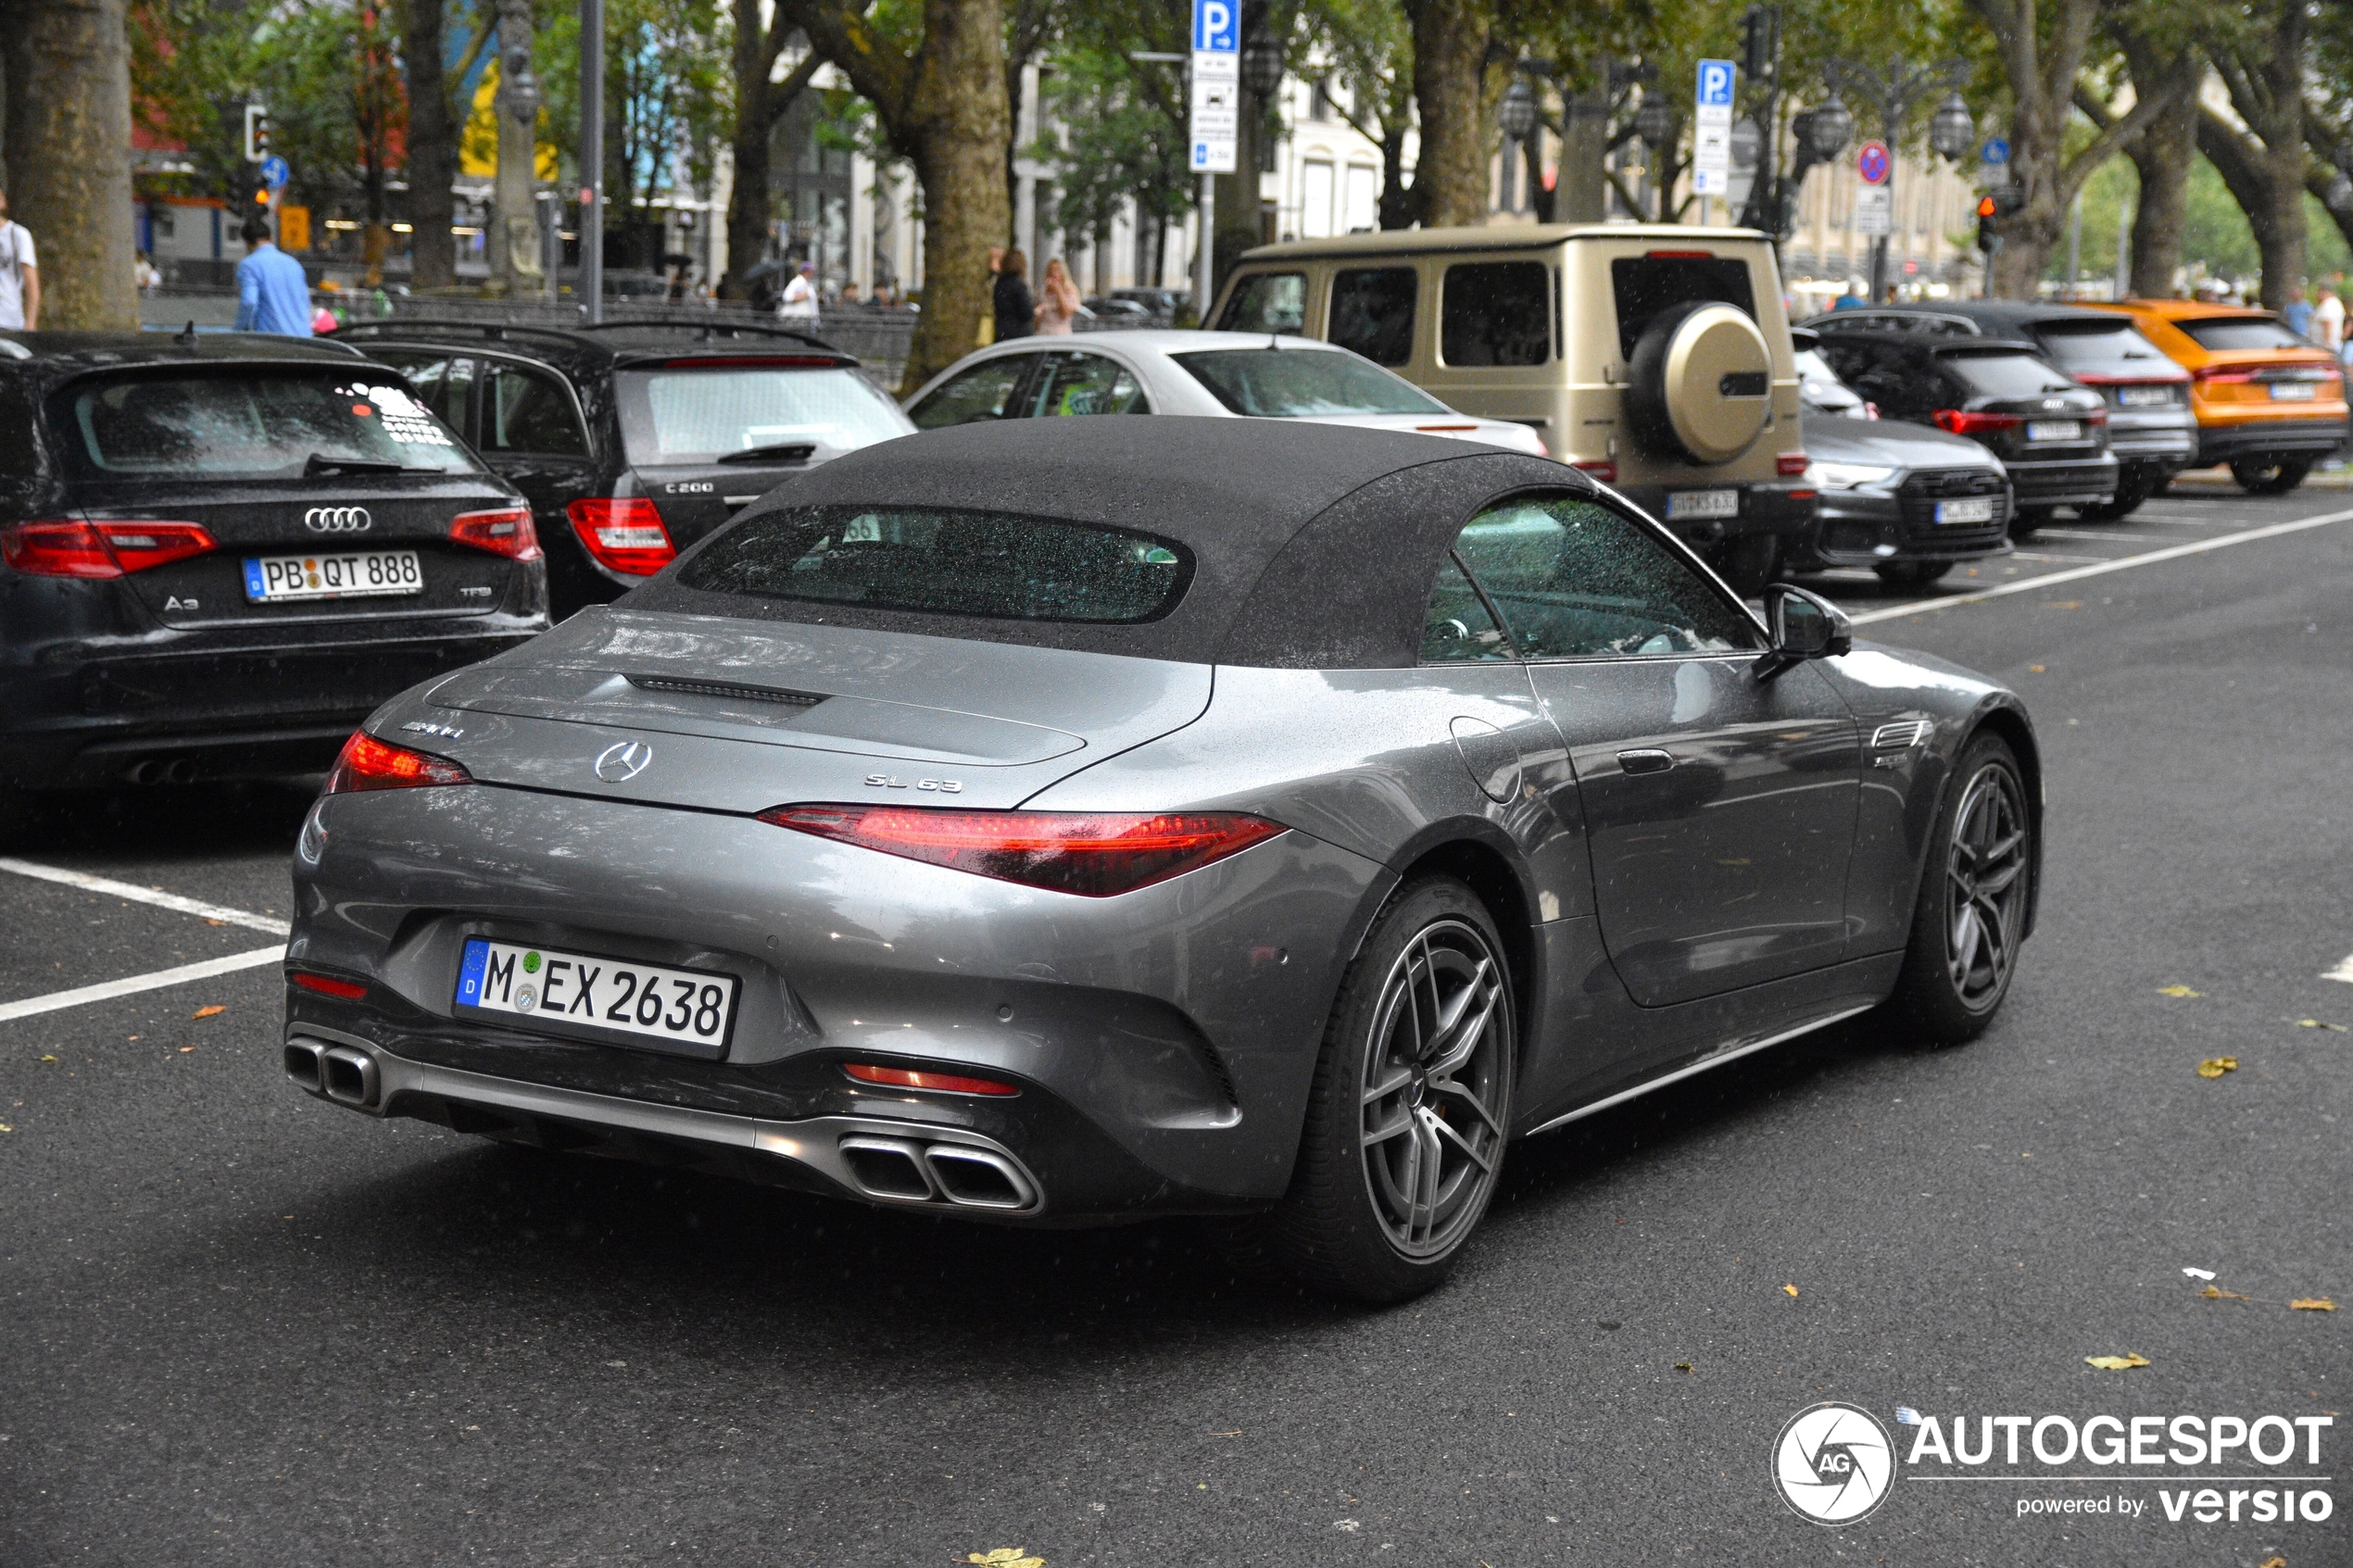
[{"left": 234, "top": 217, "right": 314, "bottom": 335}]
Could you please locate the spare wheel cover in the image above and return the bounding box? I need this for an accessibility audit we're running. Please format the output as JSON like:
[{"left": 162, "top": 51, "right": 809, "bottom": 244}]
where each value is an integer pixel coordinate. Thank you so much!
[{"left": 1664, "top": 304, "right": 1773, "bottom": 463}]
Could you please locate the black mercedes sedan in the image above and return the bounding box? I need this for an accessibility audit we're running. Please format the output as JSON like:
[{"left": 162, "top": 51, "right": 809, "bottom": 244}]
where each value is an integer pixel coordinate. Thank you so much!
[
  {"left": 0, "top": 332, "right": 548, "bottom": 837},
  {"left": 1806, "top": 328, "right": 2117, "bottom": 537}
]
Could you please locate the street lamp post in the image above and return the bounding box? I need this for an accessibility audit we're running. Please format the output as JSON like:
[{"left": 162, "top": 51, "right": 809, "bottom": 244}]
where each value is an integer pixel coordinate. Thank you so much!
[
  {"left": 1823, "top": 56, "right": 1970, "bottom": 303},
  {"left": 578, "top": 0, "right": 603, "bottom": 321},
  {"left": 1498, "top": 79, "right": 1536, "bottom": 214}
]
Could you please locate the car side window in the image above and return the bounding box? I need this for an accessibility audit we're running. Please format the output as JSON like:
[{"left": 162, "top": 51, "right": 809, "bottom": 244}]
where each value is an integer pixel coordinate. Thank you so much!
[
  {"left": 1450, "top": 494, "right": 1762, "bottom": 659},
  {"left": 1328, "top": 268, "right": 1418, "bottom": 366},
  {"left": 1847, "top": 345, "right": 1931, "bottom": 421},
  {"left": 1025, "top": 352, "right": 1150, "bottom": 417},
  {"left": 1420, "top": 555, "right": 1514, "bottom": 662},
  {"left": 908, "top": 356, "right": 1034, "bottom": 428},
  {"left": 371, "top": 351, "right": 473, "bottom": 434},
  {"left": 480, "top": 361, "right": 588, "bottom": 457},
  {"left": 1440, "top": 261, "right": 1554, "bottom": 366},
  {"left": 1216, "top": 271, "right": 1306, "bottom": 333}
]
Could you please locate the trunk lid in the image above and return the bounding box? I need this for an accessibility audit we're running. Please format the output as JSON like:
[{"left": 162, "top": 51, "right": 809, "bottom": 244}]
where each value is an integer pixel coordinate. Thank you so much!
[{"left": 412, "top": 606, "right": 1212, "bottom": 812}]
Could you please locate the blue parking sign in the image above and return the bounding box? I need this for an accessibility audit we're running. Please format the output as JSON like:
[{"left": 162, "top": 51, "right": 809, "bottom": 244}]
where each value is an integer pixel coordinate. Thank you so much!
[
  {"left": 1697, "top": 59, "right": 1735, "bottom": 108},
  {"left": 1193, "top": 0, "right": 1236, "bottom": 52}
]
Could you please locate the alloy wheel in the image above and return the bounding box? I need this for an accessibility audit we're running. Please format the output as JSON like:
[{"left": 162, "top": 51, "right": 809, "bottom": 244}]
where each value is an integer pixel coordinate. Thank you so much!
[
  {"left": 1358, "top": 919, "right": 1511, "bottom": 1259},
  {"left": 1944, "top": 763, "right": 2029, "bottom": 1010}
]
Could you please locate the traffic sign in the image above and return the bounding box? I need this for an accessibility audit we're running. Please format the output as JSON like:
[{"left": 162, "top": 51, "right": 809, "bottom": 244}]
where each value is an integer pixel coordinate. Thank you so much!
[
  {"left": 1981, "top": 136, "right": 2010, "bottom": 166},
  {"left": 1856, "top": 140, "right": 1891, "bottom": 186},
  {"left": 1692, "top": 59, "right": 1736, "bottom": 195},
  {"left": 260, "top": 155, "right": 290, "bottom": 191},
  {"left": 1189, "top": 0, "right": 1238, "bottom": 176},
  {"left": 1853, "top": 185, "right": 1893, "bottom": 235},
  {"left": 1192, "top": 0, "right": 1236, "bottom": 53}
]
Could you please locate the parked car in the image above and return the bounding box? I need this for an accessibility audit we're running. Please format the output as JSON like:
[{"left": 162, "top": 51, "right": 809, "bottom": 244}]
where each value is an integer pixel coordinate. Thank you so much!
[
  {"left": 0, "top": 331, "right": 548, "bottom": 838},
  {"left": 1804, "top": 328, "right": 2116, "bottom": 537},
  {"left": 330, "top": 320, "right": 916, "bottom": 617},
  {"left": 2082, "top": 299, "right": 2350, "bottom": 494},
  {"left": 1208, "top": 224, "right": 1819, "bottom": 593},
  {"left": 1790, "top": 417, "right": 2013, "bottom": 587},
  {"left": 281, "top": 418, "right": 2040, "bottom": 1302},
  {"left": 1793, "top": 327, "right": 1872, "bottom": 418},
  {"left": 901, "top": 329, "right": 1553, "bottom": 457},
  {"left": 1806, "top": 302, "right": 2195, "bottom": 518},
  {"left": 1081, "top": 295, "right": 1155, "bottom": 323}
]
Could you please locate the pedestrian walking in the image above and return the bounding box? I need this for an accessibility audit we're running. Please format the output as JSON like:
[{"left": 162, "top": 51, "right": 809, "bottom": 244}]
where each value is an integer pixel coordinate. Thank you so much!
[
  {"left": 993, "top": 247, "right": 1034, "bottom": 344},
  {"left": 1035, "top": 257, "right": 1080, "bottom": 335},
  {"left": 779, "top": 260, "right": 820, "bottom": 323},
  {"left": 2310, "top": 283, "right": 2344, "bottom": 353},
  {"left": 234, "top": 217, "right": 314, "bottom": 335},
  {"left": 2284, "top": 283, "right": 2314, "bottom": 339},
  {"left": 0, "top": 187, "right": 41, "bottom": 331}
]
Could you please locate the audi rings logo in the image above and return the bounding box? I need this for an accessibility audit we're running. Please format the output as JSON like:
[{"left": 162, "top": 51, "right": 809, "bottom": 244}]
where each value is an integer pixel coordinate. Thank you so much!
[
  {"left": 1773, "top": 1402, "right": 1897, "bottom": 1524},
  {"left": 304, "top": 506, "right": 372, "bottom": 534},
  {"left": 593, "top": 741, "right": 653, "bottom": 783}
]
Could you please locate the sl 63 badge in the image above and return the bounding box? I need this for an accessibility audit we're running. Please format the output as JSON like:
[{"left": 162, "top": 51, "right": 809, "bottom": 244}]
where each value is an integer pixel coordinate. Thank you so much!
[{"left": 864, "top": 774, "right": 963, "bottom": 794}]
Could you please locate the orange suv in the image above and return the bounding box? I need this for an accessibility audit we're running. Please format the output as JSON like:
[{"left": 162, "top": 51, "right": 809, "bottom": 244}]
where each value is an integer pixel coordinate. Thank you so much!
[{"left": 2086, "top": 300, "right": 2348, "bottom": 493}]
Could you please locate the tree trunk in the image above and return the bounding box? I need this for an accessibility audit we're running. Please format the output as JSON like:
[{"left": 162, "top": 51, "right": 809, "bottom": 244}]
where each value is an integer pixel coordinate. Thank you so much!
[
  {"left": 400, "top": 0, "right": 459, "bottom": 291},
  {"left": 2306, "top": 162, "right": 2353, "bottom": 262},
  {"left": 1401, "top": 0, "right": 1495, "bottom": 228},
  {"left": 2124, "top": 56, "right": 2197, "bottom": 298},
  {"left": 722, "top": 13, "right": 818, "bottom": 299},
  {"left": 2197, "top": 2, "right": 2309, "bottom": 308},
  {"left": 0, "top": 0, "right": 139, "bottom": 329}
]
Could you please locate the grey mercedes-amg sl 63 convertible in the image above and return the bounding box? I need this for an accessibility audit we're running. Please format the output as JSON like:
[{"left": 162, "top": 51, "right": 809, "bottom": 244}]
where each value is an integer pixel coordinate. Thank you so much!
[{"left": 283, "top": 418, "right": 2040, "bottom": 1301}]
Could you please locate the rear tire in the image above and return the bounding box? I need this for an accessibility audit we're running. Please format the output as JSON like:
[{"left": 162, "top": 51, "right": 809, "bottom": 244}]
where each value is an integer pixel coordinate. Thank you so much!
[
  {"left": 2076, "top": 475, "right": 2152, "bottom": 521},
  {"left": 1708, "top": 534, "right": 1780, "bottom": 596},
  {"left": 2230, "top": 457, "right": 2313, "bottom": 495},
  {"left": 2009, "top": 506, "right": 2053, "bottom": 540},
  {"left": 1872, "top": 560, "right": 1953, "bottom": 588},
  {"left": 1884, "top": 734, "right": 2034, "bottom": 1047},
  {"left": 1227, "top": 877, "right": 1516, "bottom": 1303}
]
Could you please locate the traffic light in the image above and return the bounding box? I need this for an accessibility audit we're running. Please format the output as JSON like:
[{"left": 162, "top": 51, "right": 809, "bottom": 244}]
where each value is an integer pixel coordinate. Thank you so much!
[
  {"left": 1975, "top": 188, "right": 2023, "bottom": 253},
  {"left": 1742, "top": 6, "right": 1778, "bottom": 82},
  {"left": 243, "top": 102, "right": 270, "bottom": 163}
]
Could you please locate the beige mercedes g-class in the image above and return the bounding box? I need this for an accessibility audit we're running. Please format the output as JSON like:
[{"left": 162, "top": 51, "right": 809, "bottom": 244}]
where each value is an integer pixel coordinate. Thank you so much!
[{"left": 1210, "top": 224, "right": 1818, "bottom": 593}]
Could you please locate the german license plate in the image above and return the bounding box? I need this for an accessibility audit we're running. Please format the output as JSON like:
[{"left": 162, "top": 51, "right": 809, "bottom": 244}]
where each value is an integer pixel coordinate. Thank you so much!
[
  {"left": 2117, "top": 385, "right": 2174, "bottom": 407},
  {"left": 454, "top": 937, "right": 739, "bottom": 1055},
  {"left": 2270, "top": 382, "right": 2319, "bottom": 401},
  {"left": 2024, "top": 420, "right": 2082, "bottom": 442},
  {"left": 1934, "top": 496, "right": 1996, "bottom": 524},
  {"left": 244, "top": 549, "right": 423, "bottom": 602},
  {"left": 1666, "top": 489, "right": 1739, "bottom": 520}
]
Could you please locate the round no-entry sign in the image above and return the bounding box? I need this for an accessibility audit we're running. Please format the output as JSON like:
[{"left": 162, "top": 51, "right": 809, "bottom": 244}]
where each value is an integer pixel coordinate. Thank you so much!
[{"left": 1856, "top": 140, "right": 1891, "bottom": 186}]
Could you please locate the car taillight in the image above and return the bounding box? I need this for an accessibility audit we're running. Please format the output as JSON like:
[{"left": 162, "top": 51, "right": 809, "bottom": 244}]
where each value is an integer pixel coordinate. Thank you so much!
[
  {"left": 1, "top": 520, "right": 218, "bottom": 578},
  {"left": 842, "top": 1062, "right": 1020, "bottom": 1097},
  {"left": 1777, "top": 452, "right": 1810, "bottom": 476},
  {"left": 759, "top": 805, "right": 1286, "bottom": 897},
  {"left": 289, "top": 972, "right": 370, "bottom": 1000},
  {"left": 450, "top": 505, "right": 542, "bottom": 560},
  {"left": 2192, "top": 365, "right": 2257, "bottom": 384},
  {"left": 1931, "top": 409, "right": 2024, "bottom": 436},
  {"left": 2085, "top": 407, "right": 2108, "bottom": 425},
  {"left": 323, "top": 731, "right": 472, "bottom": 794},
  {"left": 1570, "top": 458, "right": 1617, "bottom": 483},
  {"left": 566, "top": 497, "right": 676, "bottom": 575}
]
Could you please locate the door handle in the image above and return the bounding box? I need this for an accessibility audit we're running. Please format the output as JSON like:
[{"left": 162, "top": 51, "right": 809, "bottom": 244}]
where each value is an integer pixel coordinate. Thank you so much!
[{"left": 1617, "top": 748, "right": 1675, "bottom": 775}]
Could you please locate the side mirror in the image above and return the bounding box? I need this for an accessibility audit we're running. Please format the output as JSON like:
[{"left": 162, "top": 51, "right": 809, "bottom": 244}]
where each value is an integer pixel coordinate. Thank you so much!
[{"left": 1755, "top": 583, "right": 1852, "bottom": 680}]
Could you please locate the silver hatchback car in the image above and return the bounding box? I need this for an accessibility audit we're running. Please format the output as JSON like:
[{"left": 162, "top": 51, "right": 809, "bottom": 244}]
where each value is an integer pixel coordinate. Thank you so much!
[{"left": 283, "top": 420, "right": 2040, "bottom": 1300}]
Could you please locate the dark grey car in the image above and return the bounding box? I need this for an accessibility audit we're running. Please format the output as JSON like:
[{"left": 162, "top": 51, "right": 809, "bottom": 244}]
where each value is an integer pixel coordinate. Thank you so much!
[
  {"left": 1795, "top": 416, "right": 2014, "bottom": 587},
  {"left": 282, "top": 420, "right": 2042, "bottom": 1301}
]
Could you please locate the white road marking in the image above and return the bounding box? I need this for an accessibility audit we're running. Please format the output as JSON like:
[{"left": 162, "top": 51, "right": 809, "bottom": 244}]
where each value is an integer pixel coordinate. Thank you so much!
[
  {"left": 0, "top": 945, "right": 285, "bottom": 1022},
  {"left": 2007, "top": 551, "right": 2108, "bottom": 564},
  {"left": 2032, "top": 529, "right": 2163, "bottom": 543},
  {"left": 1848, "top": 505, "right": 2353, "bottom": 625},
  {"left": 0, "top": 858, "right": 290, "bottom": 935},
  {"left": 2323, "top": 952, "right": 2353, "bottom": 985}
]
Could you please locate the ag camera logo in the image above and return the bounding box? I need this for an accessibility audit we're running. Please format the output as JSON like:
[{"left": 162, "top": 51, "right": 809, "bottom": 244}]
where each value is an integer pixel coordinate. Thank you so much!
[{"left": 1774, "top": 1402, "right": 1896, "bottom": 1524}]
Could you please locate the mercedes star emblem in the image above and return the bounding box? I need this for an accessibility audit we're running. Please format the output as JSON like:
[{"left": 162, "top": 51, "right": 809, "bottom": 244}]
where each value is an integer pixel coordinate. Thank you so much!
[{"left": 593, "top": 741, "right": 653, "bottom": 783}]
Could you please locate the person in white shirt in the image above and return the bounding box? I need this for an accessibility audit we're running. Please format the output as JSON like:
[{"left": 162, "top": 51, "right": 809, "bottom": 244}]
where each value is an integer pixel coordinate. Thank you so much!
[
  {"left": 778, "top": 260, "right": 819, "bottom": 323},
  {"left": 2309, "top": 283, "right": 2344, "bottom": 353},
  {"left": 0, "top": 187, "right": 41, "bottom": 331}
]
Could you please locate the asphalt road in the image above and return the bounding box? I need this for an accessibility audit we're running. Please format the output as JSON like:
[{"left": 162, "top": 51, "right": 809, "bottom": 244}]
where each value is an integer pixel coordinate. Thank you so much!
[{"left": 3, "top": 482, "right": 2347, "bottom": 1567}]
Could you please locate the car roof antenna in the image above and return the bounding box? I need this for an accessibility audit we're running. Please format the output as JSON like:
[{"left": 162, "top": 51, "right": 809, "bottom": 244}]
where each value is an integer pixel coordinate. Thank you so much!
[{"left": 177, "top": 320, "right": 198, "bottom": 348}]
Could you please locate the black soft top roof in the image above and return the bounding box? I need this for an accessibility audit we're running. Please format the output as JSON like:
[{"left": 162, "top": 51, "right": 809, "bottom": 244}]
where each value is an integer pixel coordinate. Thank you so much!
[
  {"left": 0, "top": 331, "right": 371, "bottom": 384},
  {"left": 326, "top": 319, "right": 856, "bottom": 372},
  {"left": 634, "top": 417, "right": 1590, "bottom": 669}
]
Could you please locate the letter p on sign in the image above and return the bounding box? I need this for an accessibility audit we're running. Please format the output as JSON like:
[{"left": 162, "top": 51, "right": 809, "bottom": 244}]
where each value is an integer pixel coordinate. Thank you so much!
[{"left": 1194, "top": 0, "right": 1236, "bottom": 52}]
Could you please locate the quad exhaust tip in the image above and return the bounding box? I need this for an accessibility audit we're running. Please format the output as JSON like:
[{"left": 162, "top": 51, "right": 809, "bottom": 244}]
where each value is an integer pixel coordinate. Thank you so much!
[
  {"left": 285, "top": 1039, "right": 378, "bottom": 1109},
  {"left": 838, "top": 1135, "right": 1038, "bottom": 1211}
]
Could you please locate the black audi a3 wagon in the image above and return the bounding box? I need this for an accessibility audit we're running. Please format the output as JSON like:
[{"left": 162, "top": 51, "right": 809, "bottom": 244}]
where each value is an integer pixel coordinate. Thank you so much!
[{"left": 0, "top": 332, "right": 549, "bottom": 835}]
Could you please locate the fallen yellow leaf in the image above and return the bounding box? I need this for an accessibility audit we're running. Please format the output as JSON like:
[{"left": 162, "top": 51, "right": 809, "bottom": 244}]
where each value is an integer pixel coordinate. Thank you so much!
[
  {"left": 2258, "top": 1557, "right": 2286, "bottom": 1568},
  {"left": 966, "top": 1552, "right": 1042, "bottom": 1568},
  {"left": 2295, "top": 1018, "right": 2347, "bottom": 1032},
  {"left": 2290, "top": 1298, "right": 2337, "bottom": 1311},
  {"left": 1675, "top": 1361, "right": 1693, "bottom": 1373},
  {"left": 1783, "top": 1284, "right": 1800, "bottom": 1298},
  {"left": 2028, "top": 664, "right": 2045, "bottom": 672},
  {"left": 178, "top": 1046, "right": 196, "bottom": 1054},
  {"left": 0, "top": 1123, "right": 12, "bottom": 1133},
  {"left": 2158, "top": 985, "right": 2203, "bottom": 998},
  {"left": 191, "top": 1005, "right": 226, "bottom": 1020},
  {"left": 39, "top": 1055, "right": 56, "bottom": 1062},
  {"left": 2084, "top": 1353, "right": 2151, "bottom": 1371},
  {"left": 2203, "top": 1286, "right": 2250, "bottom": 1300},
  {"left": 2045, "top": 600, "right": 2082, "bottom": 609},
  {"left": 2196, "top": 1057, "right": 2239, "bottom": 1078}
]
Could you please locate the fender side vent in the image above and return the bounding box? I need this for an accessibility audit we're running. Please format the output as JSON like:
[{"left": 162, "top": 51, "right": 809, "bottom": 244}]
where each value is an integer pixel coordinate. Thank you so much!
[{"left": 626, "top": 674, "right": 826, "bottom": 709}]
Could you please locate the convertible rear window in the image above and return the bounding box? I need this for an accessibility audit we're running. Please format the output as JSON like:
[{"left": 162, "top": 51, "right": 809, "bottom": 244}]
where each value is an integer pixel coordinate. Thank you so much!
[
  {"left": 2174, "top": 316, "right": 2309, "bottom": 352},
  {"left": 1174, "top": 348, "right": 1448, "bottom": 417},
  {"left": 676, "top": 505, "right": 1192, "bottom": 624},
  {"left": 58, "top": 370, "right": 482, "bottom": 477}
]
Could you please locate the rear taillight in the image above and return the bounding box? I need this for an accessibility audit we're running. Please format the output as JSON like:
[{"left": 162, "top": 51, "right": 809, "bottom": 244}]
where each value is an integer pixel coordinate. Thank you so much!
[
  {"left": 2085, "top": 408, "right": 2108, "bottom": 425},
  {"left": 2192, "top": 365, "right": 2257, "bottom": 384},
  {"left": 1777, "top": 452, "right": 1810, "bottom": 476},
  {"left": 1931, "top": 409, "right": 2023, "bottom": 436},
  {"left": 290, "top": 972, "right": 370, "bottom": 1000},
  {"left": 1570, "top": 458, "right": 1617, "bottom": 483},
  {"left": 566, "top": 498, "right": 676, "bottom": 575},
  {"left": 450, "top": 506, "right": 542, "bottom": 560},
  {"left": 2, "top": 520, "right": 218, "bottom": 578},
  {"left": 760, "top": 805, "right": 1286, "bottom": 897},
  {"left": 323, "top": 732, "right": 472, "bottom": 795},
  {"left": 842, "top": 1062, "right": 1020, "bottom": 1097}
]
